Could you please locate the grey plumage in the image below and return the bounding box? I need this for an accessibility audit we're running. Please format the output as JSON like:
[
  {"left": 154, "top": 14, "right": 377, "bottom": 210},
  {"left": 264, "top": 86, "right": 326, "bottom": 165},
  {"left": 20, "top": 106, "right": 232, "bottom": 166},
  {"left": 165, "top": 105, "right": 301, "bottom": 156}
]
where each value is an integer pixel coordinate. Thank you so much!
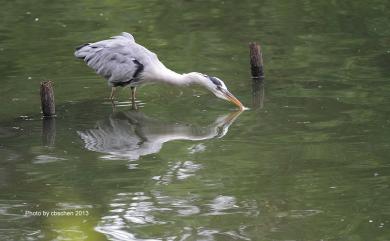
[
  {"left": 74, "top": 32, "right": 156, "bottom": 87},
  {"left": 74, "top": 32, "right": 245, "bottom": 109}
]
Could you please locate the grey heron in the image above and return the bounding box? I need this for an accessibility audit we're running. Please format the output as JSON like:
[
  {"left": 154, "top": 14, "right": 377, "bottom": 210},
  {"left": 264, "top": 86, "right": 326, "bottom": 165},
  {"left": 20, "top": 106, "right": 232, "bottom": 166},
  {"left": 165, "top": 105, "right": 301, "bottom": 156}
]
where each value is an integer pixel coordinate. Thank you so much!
[{"left": 74, "top": 32, "right": 245, "bottom": 110}]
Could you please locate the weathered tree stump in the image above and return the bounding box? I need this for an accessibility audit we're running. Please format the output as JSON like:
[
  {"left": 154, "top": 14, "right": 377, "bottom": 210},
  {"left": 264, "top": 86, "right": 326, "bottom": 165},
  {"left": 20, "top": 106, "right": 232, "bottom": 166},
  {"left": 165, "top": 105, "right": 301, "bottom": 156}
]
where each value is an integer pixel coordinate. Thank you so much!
[
  {"left": 249, "top": 42, "right": 264, "bottom": 79},
  {"left": 40, "top": 80, "right": 55, "bottom": 117}
]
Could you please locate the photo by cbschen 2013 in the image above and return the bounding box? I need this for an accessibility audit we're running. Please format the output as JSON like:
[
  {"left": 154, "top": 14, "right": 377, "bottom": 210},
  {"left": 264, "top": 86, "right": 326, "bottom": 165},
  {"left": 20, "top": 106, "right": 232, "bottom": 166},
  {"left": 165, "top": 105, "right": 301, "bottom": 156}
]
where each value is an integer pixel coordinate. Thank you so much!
[{"left": 0, "top": 0, "right": 389, "bottom": 240}]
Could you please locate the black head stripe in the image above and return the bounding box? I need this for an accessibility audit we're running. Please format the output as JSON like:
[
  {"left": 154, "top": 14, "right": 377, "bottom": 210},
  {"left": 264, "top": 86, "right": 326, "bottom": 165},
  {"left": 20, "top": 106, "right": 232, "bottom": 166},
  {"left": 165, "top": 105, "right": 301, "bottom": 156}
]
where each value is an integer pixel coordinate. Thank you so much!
[{"left": 206, "top": 75, "right": 222, "bottom": 86}]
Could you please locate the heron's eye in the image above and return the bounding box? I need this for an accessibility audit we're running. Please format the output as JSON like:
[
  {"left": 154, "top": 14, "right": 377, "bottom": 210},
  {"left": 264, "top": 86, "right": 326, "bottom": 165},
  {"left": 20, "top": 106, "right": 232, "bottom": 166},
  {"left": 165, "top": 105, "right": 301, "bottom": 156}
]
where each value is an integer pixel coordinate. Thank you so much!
[{"left": 216, "top": 86, "right": 222, "bottom": 91}]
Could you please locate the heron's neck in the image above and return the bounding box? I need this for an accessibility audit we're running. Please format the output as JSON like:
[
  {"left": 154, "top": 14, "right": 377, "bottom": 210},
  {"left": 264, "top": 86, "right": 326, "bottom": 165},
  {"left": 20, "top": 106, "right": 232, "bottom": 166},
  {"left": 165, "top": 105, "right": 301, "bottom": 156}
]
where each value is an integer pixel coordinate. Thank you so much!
[{"left": 156, "top": 66, "right": 198, "bottom": 86}]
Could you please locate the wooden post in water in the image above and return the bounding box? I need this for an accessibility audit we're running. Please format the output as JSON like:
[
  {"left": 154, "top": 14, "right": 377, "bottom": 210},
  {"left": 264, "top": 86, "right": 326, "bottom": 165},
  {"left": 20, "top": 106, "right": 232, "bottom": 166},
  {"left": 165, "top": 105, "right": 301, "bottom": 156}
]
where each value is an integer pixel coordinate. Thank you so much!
[
  {"left": 249, "top": 42, "right": 264, "bottom": 79},
  {"left": 40, "top": 80, "right": 55, "bottom": 117},
  {"left": 249, "top": 42, "right": 265, "bottom": 108}
]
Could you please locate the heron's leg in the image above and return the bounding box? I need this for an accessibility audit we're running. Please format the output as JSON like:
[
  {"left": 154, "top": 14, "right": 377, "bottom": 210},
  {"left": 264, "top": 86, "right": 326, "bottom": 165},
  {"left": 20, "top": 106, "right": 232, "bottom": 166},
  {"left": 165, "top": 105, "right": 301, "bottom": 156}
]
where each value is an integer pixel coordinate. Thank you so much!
[
  {"left": 130, "top": 87, "right": 138, "bottom": 110},
  {"left": 130, "top": 87, "right": 136, "bottom": 102},
  {"left": 109, "top": 87, "right": 117, "bottom": 101}
]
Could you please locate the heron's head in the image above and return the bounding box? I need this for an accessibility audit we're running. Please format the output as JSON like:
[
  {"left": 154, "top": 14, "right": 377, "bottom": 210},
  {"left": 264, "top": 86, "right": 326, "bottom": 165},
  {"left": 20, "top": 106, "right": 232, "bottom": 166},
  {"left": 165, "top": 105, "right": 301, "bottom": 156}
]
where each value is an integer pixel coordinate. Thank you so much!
[{"left": 186, "top": 72, "right": 245, "bottom": 110}]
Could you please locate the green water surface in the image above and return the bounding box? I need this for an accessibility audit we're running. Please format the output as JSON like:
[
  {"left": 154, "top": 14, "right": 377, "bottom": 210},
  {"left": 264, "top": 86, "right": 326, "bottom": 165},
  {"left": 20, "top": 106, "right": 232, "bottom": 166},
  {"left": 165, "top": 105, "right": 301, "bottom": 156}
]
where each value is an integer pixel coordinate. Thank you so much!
[{"left": 0, "top": 0, "right": 389, "bottom": 240}]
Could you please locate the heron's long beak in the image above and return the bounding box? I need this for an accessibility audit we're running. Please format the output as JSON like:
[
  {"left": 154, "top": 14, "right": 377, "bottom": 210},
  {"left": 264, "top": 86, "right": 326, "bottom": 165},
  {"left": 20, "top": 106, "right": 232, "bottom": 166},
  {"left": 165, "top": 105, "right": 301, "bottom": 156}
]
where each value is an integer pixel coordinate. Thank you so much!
[{"left": 223, "top": 90, "right": 245, "bottom": 110}]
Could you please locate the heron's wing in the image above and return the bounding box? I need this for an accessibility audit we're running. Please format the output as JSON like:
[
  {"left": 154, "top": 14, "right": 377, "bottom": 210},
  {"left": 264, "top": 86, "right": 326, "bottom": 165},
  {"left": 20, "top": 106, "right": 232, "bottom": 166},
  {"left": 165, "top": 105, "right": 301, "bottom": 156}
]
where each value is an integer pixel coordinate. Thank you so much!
[
  {"left": 84, "top": 46, "right": 144, "bottom": 85},
  {"left": 74, "top": 33, "right": 154, "bottom": 85},
  {"left": 75, "top": 32, "right": 136, "bottom": 59}
]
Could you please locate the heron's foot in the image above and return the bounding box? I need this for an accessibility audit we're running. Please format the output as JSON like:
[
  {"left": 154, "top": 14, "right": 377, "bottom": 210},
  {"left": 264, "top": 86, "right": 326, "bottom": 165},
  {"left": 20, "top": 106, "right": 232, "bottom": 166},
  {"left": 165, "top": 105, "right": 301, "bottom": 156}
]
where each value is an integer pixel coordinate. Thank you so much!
[
  {"left": 131, "top": 101, "right": 138, "bottom": 110},
  {"left": 130, "top": 95, "right": 138, "bottom": 110},
  {"left": 111, "top": 101, "right": 117, "bottom": 111},
  {"left": 104, "top": 96, "right": 117, "bottom": 106}
]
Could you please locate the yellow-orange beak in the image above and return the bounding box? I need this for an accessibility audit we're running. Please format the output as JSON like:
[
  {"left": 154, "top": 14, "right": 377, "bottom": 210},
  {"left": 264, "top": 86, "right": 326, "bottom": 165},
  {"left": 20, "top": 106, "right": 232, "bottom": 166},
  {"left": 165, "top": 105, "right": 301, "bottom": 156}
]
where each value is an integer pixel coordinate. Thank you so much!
[{"left": 223, "top": 90, "right": 245, "bottom": 110}]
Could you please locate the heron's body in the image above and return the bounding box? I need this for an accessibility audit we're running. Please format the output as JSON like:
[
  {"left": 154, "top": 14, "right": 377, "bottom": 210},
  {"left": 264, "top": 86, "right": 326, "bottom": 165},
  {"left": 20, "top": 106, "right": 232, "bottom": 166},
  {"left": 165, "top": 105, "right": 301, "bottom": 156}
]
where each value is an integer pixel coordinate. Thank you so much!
[{"left": 74, "top": 32, "right": 244, "bottom": 109}]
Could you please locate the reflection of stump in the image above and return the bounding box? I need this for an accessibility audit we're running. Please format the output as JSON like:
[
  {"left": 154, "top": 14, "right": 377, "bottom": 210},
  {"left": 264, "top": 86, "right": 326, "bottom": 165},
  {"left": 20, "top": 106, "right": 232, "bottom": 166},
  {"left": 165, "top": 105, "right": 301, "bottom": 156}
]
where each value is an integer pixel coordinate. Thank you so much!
[
  {"left": 252, "top": 78, "right": 265, "bottom": 109},
  {"left": 42, "top": 117, "right": 56, "bottom": 147},
  {"left": 40, "top": 81, "right": 55, "bottom": 117}
]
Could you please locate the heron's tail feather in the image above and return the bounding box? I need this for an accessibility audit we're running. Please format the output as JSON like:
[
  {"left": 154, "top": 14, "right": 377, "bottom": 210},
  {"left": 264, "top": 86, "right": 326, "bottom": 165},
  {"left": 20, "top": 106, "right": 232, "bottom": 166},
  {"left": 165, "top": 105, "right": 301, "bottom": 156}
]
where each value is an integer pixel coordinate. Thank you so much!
[
  {"left": 76, "top": 43, "right": 89, "bottom": 51},
  {"left": 74, "top": 43, "right": 91, "bottom": 59}
]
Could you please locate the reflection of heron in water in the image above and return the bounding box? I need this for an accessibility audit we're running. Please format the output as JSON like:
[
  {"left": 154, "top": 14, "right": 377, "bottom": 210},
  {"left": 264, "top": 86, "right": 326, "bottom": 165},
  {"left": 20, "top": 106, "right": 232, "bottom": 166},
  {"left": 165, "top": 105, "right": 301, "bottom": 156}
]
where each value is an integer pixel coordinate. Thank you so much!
[{"left": 77, "top": 110, "right": 242, "bottom": 160}]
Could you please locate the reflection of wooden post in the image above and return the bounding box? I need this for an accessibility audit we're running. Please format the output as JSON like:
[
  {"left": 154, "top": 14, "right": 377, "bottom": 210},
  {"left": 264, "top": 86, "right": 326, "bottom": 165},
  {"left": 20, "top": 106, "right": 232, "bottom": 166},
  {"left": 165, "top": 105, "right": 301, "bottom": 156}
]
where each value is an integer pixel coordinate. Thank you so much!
[
  {"left": 249, "top": 42, "right": 264, "bottom": 79},
  {"left": 252, "top": 79, "right": 265, "bottom": 109},
  {"left": 249, "top": 42, "right": 265, "bottom": 108},
  {"left": 40, "top": 81, "right": 55, "bottom": 117},
  {"left": 42, "top": 117, "right": 56, "bottom": 147}
]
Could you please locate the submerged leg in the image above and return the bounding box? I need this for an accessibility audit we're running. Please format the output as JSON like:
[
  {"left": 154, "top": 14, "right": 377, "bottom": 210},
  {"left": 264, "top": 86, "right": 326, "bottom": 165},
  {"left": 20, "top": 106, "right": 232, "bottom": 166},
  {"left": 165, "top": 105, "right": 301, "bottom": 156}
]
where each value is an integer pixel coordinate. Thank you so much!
[{"left": 109, "top": 87, "right": 117, "bottom": 101}]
